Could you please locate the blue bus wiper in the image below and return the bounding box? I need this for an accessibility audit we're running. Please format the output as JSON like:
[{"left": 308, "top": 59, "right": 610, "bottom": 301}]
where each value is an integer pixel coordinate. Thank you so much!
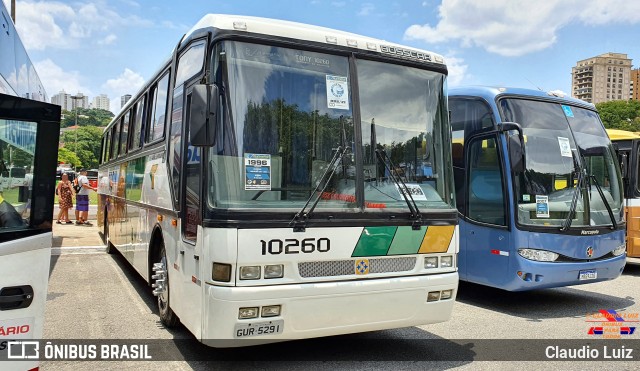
[
  {"left": 290, "top": 145, "right": 348, "bottom": 232},
  {"left": 375, "top": 149, "right": 423, "bottom": 230}
]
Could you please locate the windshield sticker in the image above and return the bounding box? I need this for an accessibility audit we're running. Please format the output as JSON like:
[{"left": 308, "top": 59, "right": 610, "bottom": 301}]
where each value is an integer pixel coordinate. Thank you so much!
[
  {"left": 395, "top": 184, "right": 427, "bottom": 201},
  {"left": 536, "top": 195, "right": 550, "bottom": 218},
  {"left": 245, "top": 154, "right": 271, "bottom": 190},
  {"left": 522, "top": 194, "right": 530, "bottom": 202},
  {"left": 558, "top": 137, "right": 572, "bottom": 157},
  {"left": 561, "top": 105, "right": 574, "bottom": 118},
  {"left": 326, "top": 75, "right": 349, "bottom": 110}
]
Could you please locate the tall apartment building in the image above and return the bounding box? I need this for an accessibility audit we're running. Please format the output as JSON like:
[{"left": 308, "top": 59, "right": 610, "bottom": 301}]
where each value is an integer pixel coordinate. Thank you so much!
[
  {"left": 632, "top": 69, "right": 640, "bottom": 101},
  {"left": 71, "top": 92, "right": 89, "bottom": 109},
  {"left": 92, "top": 94, "right": 111, "bottom": 110},
  {"left": 121, "top": 94, "right": 132, "bottom": 108},
  {"left": 50, "top": 90, "right": 73, "bottom": 111},
  {"left": 571, "top": 52, "right": 632, "bottom": 104}
]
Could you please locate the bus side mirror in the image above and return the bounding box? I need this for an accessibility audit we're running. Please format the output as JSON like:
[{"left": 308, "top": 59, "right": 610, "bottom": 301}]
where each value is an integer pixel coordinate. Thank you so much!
[
  {"left": 189, "top": 84, "right": 218, "bottom": 147},
  {"left": 501, "top": 122, "right": 525, "bottom": 173}
]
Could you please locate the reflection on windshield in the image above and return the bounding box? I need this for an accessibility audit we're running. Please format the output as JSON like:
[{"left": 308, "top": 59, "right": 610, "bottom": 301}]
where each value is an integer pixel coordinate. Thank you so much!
[
  {"left": 500, "top": 99, "right": 623, "bottom": 227},
  {"left": 358, "top": 59, "right": 453, "bottom": 210},
  {"left": 209, "top": 41, "right": 355, "bottom": 209},
  {"left": 207, "top": 41, "right": 453, "bottom": 212}
]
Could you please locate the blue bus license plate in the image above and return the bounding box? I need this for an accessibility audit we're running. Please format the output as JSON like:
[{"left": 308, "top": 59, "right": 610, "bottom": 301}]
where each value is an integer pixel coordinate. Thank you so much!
[
  {"left": 234, "top": 320, "right": 284, "bottom": 338},
  {"left": 579, "top": 269, "right": 597, "bottom": 280}
]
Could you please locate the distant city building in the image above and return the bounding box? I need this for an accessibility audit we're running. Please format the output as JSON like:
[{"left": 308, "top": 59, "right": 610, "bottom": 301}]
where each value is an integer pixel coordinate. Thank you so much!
[
  {"left": 51, "top": 90, "right": 73, "bottom": 111},
  {"left": 632, "top": 69, "right": 640, "bottom": 101},
  {"left": 71, "top": 92, "right": 89, "bottom": 109},
  {"left": 121, "top": 94, "right": 132, "bottom": 108},
  {"left": 92, "top": 94, "right": 110, "bottom": 110},
  {"left": 571, "top": 52, "right": 632, "bottom": 104}
]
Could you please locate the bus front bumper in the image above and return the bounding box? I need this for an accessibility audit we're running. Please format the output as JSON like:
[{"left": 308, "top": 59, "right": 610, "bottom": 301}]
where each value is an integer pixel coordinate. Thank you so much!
[
  {"left": 201, "top": 272, "right": 458, "bottom": 346},
  {"left": 503, "top": 254, "right": 626, "bottom": 291}
]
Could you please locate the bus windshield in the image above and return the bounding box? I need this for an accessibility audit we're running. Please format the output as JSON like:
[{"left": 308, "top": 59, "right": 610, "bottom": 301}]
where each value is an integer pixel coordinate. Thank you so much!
[
  {"left": 208, "top": 41, "right": 453, "bottom": 211},
  {"left": 500, "top": 98, "right": 623, "bottom": 228}
]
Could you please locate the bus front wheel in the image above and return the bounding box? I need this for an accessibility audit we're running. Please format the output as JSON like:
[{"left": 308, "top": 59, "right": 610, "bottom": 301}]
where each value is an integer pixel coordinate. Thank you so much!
[{"left": 152, "top": 242, "right": 179, "bottom": 328}]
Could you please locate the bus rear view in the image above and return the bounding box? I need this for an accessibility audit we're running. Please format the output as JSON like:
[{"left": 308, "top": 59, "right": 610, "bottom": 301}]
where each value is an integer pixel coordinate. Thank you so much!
[{"left": 449, "top": 87, "right": 626, "bottom": 291}]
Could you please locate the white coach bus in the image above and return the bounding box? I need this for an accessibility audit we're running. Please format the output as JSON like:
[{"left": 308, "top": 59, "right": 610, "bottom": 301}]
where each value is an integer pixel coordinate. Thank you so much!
[
  {"left": 0, "top": 2, "right": 61, "bottom": 369},
  {"left": 98, "top": 14, "right": 458, "bottom": 345}
]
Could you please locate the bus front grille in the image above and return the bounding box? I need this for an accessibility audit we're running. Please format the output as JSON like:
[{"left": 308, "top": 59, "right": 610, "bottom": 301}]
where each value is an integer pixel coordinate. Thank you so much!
[{"left": 298, "top": 257, "right": 416, "bottom": 278}]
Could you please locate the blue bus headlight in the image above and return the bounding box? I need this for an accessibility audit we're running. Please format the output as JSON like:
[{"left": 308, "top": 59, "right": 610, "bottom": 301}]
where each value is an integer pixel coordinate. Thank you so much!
[
  {"left": 612, "top": 244, "right": 626, "bottom": 256},
  {"left": 517, "top": 248, "right": 559, "bottom": 262}
]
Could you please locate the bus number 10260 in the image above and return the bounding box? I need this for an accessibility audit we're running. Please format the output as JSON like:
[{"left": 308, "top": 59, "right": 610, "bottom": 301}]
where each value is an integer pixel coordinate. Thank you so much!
[{"left": 261, "top": 238, "right": 330, "bottom": 255}]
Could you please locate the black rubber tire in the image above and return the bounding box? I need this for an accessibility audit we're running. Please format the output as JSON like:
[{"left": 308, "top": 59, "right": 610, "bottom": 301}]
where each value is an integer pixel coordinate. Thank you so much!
[{"left": 156, "top": 241, "right": 179, "bottom": 328}]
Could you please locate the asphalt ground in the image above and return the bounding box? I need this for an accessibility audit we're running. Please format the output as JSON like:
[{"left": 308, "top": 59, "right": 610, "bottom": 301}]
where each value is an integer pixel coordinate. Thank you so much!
[{"left": 41, "top": 232, "right": 640, "bottom": 370}]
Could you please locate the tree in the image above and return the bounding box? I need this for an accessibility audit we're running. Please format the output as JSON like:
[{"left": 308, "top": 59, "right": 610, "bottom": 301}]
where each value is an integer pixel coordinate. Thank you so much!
[
  {"left": 57, "top": 147, "right": 81, "bottom": 168},
  {"left": 60, "top": 126, "right": 103, "bottom": 169},
  {"left": 596, "top": 100, "right": 640, "bottom": 131},
  {"left": 61, "top": 108, "right": 114, "bottom": 128}
]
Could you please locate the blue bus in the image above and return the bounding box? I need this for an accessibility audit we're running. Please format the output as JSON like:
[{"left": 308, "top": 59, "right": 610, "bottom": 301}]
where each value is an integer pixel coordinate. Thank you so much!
[{"left": 449, "top": 86, "right": 626, "bottom": 291}]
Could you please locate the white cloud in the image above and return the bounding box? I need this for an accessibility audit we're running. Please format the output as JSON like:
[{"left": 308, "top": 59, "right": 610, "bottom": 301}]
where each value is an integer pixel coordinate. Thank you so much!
[
  {"left": 13, "top": 0, "right": 152, "bottom": 51},
  {"left": 33, "top": 59, "right": 91, "bottom": 97},
  {"left": 404, "top": 0, "right": 640, "bottom": 57},
  {"left": 98, "top": 34, "right": 117, "bottom": 45},
  {"left": 331, "top": 1, "right": 346, "bottom": 7},
  {"left": 358, "top": 3, "right": 375, "bottom": 16},
  {"left": 102, "top": 68, "right": 145, "bottom": 113},
  {"left": 444, "top": 55, "right": 468, "bottom": 87}
]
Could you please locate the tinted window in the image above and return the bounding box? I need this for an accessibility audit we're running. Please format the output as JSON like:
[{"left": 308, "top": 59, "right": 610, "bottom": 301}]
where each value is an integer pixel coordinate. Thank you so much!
[
  {"left": 119, "top": 111, "right": 130, "bottom": 156},
  {"left": 175, "top": 41, "right": 205, "bottom": 88},
  {"left": 149, "top": 72, "right": 169, "bottom": 142},
  {"left": 130, "top": 96, "right": 145, "bottom": 150},
  {"left": 467, "top": 136, "right": 506, "bottom": 226},
  {"left": 110, "top": 124, "right": 119, "bottom": 160}
]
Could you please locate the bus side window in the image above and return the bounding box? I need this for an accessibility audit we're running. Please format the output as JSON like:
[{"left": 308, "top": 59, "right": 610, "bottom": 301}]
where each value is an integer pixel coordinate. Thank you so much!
[
  {"left": 110, "top": 123, "right": 119, "bottom": 160},
  {"left": 130, "top": 96, "right": 146, "bottom": 150},
  {"left": 148, "top": 71, "right": 170, "bottom": 143},
  {"left": 119, "top": 111, "right": 131, "bottom": 156},
  {"left": 467, "top": 136, "right": 506, "bottom": 226}
]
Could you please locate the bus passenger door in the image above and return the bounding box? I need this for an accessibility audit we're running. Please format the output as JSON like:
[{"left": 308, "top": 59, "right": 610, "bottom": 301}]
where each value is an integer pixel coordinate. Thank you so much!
[
  {"left": 462, "top": 134, "right": 511, "bottom": 287},
  {"left": 0, "top": 94, "right": 60, "bottom": 368}
]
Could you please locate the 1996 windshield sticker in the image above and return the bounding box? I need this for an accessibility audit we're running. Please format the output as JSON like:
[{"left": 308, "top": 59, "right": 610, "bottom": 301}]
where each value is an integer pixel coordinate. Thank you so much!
[
  {"left": 326, "top": 75, "right": 349, "bottom": 110},
  {"left": 245, "top": 154, "right": 271, "bottom": 190},
  {"left": 536, "top": 195, "right": 549, "bottom": 218}
]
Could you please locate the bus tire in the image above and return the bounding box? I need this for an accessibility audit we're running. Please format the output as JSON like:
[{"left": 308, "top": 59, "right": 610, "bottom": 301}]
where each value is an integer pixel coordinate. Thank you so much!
[
  {"left": 155, "top": 241, "right": 179, "bottom": 328},
  {"left": 104, "top": 209, "right": 115, "bottom": 254}
]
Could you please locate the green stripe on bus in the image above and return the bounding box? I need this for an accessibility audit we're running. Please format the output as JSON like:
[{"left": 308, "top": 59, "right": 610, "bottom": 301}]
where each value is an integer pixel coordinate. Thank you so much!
[
  {"left": 352, "top": 226, "right": 397, "bottom": 257},
  {"left": 387, "top": 226, "right": 428, "bottom": 255}
]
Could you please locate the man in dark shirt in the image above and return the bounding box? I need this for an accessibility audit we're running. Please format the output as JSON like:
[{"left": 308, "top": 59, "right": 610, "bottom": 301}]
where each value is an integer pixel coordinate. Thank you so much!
[{"left": 0, "top": 194, "right": 24, "bottom": 228}]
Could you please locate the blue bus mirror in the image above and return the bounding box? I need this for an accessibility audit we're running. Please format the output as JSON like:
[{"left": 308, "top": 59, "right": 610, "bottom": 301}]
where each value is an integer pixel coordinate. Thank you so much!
[{"left": 189, "top": 84, "right": 218, "bottom": 147}]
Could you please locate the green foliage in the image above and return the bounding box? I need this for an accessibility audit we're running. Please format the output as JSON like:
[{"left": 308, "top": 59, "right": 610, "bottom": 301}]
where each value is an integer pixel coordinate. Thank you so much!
[
  {"left": 60, "top": 126, "right": 103, "bottom": 169},
  {"left": 2, "top": 146, "right": 33, "bottom": 168},
  {"left": 57, "top": 147, "right": 81, "bottom": 168},
  {"left": 595, "top": 100, "right": 640, "bottom": 131},
  {"left": 61, "top": 108, "right": 114, "bottom": 128}
]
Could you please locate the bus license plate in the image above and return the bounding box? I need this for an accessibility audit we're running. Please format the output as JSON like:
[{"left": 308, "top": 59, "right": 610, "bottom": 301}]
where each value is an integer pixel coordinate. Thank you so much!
[
  {"left": 579, "top": 269, "right": 597, "bottom": 280},
  {"left": 234, "top": 320, "right": 284, "bottom": 338}
]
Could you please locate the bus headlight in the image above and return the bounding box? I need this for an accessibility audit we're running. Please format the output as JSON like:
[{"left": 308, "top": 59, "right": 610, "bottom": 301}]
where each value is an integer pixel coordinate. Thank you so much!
[
  {"left": 424, "top": 257, "right": 438, "bottom": 269},
  {"left": 612, "top": 244, "right": 626, "bottom": 256},
  {"left": 264, "top": 264, "right": 284, "bottom": 279},
  {"left": 238, "top": 307, "right": 259, "bottom": 319},
  {"left": 440, "top": 255, "right": 454, "bottom": 268},
  {"left": 518, "top": 248, "right": 559, "bottom": 262},
  {"left": 239, "top": 266, "right": 261, "bottom": 280}
]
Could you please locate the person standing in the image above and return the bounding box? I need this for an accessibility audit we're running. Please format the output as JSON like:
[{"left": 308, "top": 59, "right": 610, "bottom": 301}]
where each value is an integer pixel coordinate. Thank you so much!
[
  {"left": 75, "top": 168, "right": 97, "bottom": 226},
  {"left": 56, "top": 172, "right": 74, "bottom": 224}
]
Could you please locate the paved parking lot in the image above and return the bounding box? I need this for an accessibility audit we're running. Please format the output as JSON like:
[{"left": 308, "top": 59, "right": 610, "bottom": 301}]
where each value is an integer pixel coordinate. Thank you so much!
[{"left": 45, "top": 224, "right": 640, "bottom": 369}]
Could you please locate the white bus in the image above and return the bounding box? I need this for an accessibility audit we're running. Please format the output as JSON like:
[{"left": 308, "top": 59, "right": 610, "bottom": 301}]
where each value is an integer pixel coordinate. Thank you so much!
[
  {"left": 0, "top": 2, "right": 61, "bottom": 369},
  {"left": 98, "top": 14, "right": 458, "bottom": 345}
]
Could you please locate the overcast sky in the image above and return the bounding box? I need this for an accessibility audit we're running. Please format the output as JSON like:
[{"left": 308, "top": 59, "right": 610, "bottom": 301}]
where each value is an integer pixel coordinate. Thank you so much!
[{"left": 5, "top": 0, "right": 640, "bottom": 113}]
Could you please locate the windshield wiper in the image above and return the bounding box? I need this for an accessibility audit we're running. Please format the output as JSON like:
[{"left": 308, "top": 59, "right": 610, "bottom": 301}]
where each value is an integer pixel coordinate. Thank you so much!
[
  {"left": 589, "top": 175, "right": 617, "bottom": 230},
  {"left": 290, "top": 119, "right": 350, "bottom": 232},
  {"left": 375, "top": 149, "right": 423, "bottom": 230},
  {"left": 561, "top": 151, "right": 585, "bottom": 231}
]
